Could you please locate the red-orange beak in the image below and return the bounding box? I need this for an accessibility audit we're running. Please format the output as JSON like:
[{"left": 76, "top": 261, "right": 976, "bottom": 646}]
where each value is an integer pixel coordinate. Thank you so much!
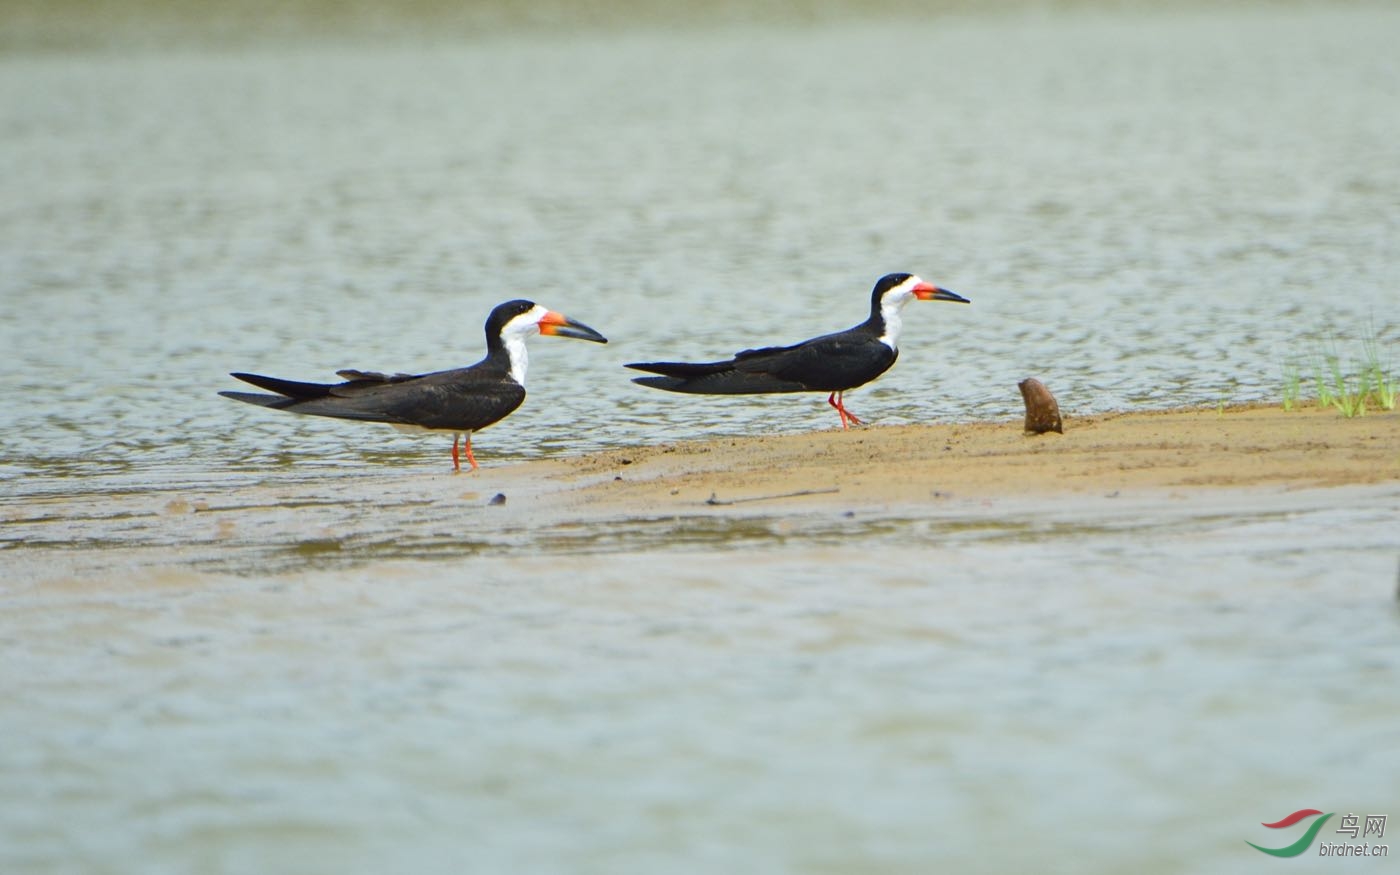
[
  {"left": 912, "top": 282, "right": 970, "bottom": 304},
  {"left": 538, "top": 310, "right": 608, "bottom": 343}
]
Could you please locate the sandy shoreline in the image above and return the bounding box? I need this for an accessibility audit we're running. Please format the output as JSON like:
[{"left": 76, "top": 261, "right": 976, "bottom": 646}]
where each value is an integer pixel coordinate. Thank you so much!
[
  {"left": 548, "top": 403, "right": 1400, "bottom": 514},
  {"left": 3, "top": 403, "right": 1396, "bottom": 583}
]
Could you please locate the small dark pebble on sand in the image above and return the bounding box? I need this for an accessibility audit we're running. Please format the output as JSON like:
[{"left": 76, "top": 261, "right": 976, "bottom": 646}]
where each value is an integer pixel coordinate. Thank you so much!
[{"left": 488, "top": 493, "right": 507, "bottom": 506}]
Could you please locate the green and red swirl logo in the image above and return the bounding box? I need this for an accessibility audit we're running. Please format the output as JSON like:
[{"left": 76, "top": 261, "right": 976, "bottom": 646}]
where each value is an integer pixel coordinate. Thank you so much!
[{"left": 1247, "top": 809, "right": 1334, "bottom": 857}]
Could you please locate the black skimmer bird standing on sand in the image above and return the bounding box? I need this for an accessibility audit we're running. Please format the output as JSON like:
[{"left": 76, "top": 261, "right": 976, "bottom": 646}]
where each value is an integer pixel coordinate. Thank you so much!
[
  {"left": 220, "top": 300, "right": 607, "bottom": 472},
  {"left": 626, "top": 273, "right": 969, "bottom": 429}
]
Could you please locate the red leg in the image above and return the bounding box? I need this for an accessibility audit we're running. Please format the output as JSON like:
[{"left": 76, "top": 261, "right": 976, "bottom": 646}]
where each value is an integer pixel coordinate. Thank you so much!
[
  {"left": 828, "top": 392, "right": 849, "bottom": 430},
  {"left": 829, "top": 392, "right": 862, "bottom": 428},
  {"left": 464, "top": 434, "right": 479, "bottom": 472},
  {"left": 451, "top": 434, "right": 461, "bottom": 472},
  {"left": 837, "top": 392, "right": 864, "bottom": 426}
]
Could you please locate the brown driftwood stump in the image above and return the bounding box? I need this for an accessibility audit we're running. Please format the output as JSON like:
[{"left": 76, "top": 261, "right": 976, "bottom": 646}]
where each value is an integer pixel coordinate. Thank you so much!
[{"left": 1018, "top": 378, "right": 1063, "bottom": 434}]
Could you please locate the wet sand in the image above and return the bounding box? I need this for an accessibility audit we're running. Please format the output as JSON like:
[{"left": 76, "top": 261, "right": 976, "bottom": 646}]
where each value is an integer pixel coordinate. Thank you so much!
[
  {"left": 553, "top": 403, "right": 1400, "bottom": 513},
  {"left": 3, "top": 403, "right": 1396, "bottom": 584},
  {"left": 5, "top": 5, "right": 1399, "bottom": 869},
  {"left": 5, "top": 403, "right": 1398, "bottom": 875}
]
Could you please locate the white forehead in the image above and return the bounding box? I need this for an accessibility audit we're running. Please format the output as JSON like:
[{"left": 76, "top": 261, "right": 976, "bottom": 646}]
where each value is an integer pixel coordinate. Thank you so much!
[
  {"left": 501, "top": 303, "right": 550, "bottom": 337},
  {"left": 500, "top": 303, "right": 549, "bottom": 386},
  {"left": 876, "top": 275, "right": 926, "bottom": 351},
  {"left": 886, "top": 275, "right": 926, "bottom": 299}
]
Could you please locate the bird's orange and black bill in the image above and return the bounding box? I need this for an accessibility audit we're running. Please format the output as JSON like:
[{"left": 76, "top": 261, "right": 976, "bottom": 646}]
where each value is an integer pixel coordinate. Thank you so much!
[
  {"left": 912, "top": 283, "right": 971, "bottom": 304},
  {"left": 538, "top": 311, "right": 608, "bottom": 343}
]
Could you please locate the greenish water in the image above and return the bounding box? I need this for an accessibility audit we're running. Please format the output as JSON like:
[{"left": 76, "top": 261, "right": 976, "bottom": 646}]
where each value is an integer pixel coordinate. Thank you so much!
[
  {"left": 4, "top": 482, "right": 1400, "bottom": 874},
  {"left": 3, "top": 3, "right": 1399, "bottom": 872},
  {"left": 2, "top": 2, "right": 1398, "bottom": 485}
]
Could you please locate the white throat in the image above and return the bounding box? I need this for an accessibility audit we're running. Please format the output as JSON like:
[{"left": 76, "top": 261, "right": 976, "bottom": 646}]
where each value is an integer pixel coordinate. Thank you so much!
[
  {"left": 875, "top": 276, "right": 925, "bottom": 351},
  {"left": 505, "top": 334, "right": 529, "bottom": 385},
  {"left": 500, "top": 305, "right": 549, "bottom": 386},
  {"left": 877, "top": 293, "right": 911, "bottom": 351}
]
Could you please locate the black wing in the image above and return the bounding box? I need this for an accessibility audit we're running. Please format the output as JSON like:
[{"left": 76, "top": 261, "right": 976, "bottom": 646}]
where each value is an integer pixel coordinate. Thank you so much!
[
  {"left": 626, "top": 330, "right": 895, "bottom": 395},
  {"left": 221, "top": 367, "right": 527, "bottom": 432}
]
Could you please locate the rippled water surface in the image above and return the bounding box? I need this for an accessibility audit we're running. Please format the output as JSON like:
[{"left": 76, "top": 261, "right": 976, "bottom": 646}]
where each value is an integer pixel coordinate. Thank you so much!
[
  {"left": 3, "top": 2, "right": 1398, "bottom": 482},
  {"left": 3, "top": 3, "right": 1400, "bottom": 873},
  {"left": 4, "top": 484, "right": 1400, "bottom": 874}
]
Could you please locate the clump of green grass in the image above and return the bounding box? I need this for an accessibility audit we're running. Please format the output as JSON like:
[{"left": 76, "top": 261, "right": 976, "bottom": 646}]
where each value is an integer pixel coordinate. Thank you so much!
[
  {"left": 1281, "top": 359, "right": 1303, "bottom": 411},
  {"left": 1284, "top": 326, "right": 1397, "bottom": 418},
  {"left": 1360, "top": 332, "right": 1397, "bottom": 410}
]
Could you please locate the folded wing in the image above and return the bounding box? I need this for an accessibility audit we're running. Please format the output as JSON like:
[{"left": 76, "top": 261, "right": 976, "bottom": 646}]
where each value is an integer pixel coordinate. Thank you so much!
[
  {"left": 626, "top": 334, "right": 892, "bottom": 395},
  {"left": 219, "top": 369, "right": 525, "bottom": 431}
]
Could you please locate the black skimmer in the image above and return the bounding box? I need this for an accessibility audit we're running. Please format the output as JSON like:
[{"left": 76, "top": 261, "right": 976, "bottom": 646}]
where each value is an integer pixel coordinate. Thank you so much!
[
  {"left": 220, "top": 300, "right": 607, "bottom": 471},
  {"left": 626, "top": 273, "right": 968, "bottom": 429}
]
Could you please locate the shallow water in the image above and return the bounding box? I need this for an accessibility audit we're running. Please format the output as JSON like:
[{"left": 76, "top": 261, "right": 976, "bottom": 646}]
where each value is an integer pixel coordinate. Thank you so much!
[
  {"left": 4, "top": 483, "right": 1400, "bottom": 873},
  {"left": 2, "top": 3, "right": 1399, "bottom": 484},
  {"left": 3, "top": 3, "right": 1400, "bottom": 872}
]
